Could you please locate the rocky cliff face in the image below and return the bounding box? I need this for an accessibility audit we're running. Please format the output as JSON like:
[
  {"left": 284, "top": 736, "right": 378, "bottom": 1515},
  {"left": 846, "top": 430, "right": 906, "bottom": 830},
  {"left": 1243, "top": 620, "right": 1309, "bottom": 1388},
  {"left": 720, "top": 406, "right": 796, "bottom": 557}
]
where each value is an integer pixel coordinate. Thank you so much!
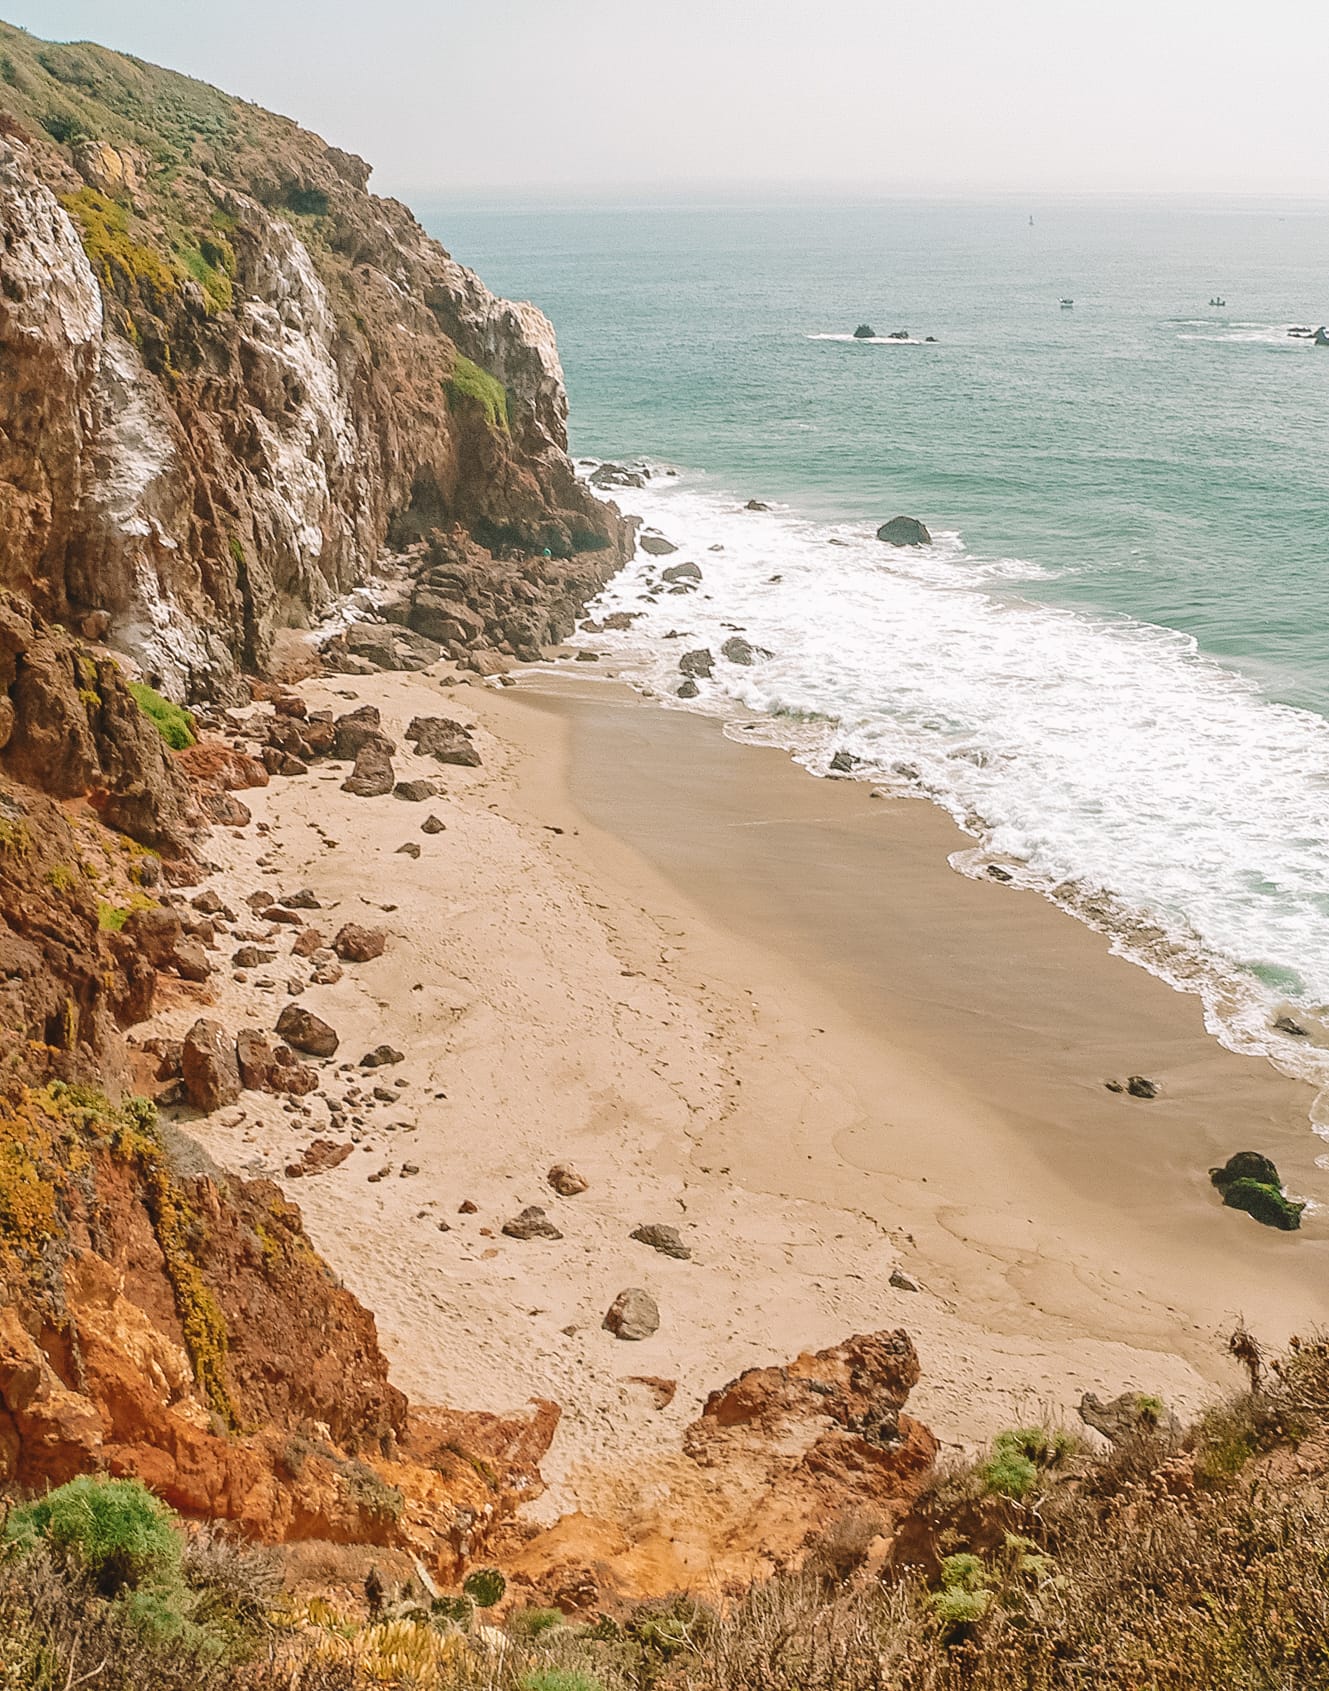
[
  {"left": 0, "top": 23, "right": 614, "bottom": 1558},
  {"left": 0, "top": 22, "right": 628, "bottom": 697}
]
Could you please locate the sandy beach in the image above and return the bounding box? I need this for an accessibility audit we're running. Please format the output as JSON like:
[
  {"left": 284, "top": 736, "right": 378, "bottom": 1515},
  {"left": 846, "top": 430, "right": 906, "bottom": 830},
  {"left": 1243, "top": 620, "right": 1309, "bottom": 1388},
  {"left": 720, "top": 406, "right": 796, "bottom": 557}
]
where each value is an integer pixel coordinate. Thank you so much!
[{"left": 148, "top": 658, "right": 1329, "bottom": 1535}]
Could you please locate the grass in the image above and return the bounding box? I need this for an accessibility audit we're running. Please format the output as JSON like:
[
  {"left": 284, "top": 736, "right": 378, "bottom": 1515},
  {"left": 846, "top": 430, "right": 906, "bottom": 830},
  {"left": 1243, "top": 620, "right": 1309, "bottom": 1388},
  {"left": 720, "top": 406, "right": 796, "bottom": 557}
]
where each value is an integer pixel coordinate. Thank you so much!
[
  {"left": 447, "top": 354, "right": 510, "bottom": 432},
  {"left": 128, "top": 680, "right": 197, "bottom": 749}
]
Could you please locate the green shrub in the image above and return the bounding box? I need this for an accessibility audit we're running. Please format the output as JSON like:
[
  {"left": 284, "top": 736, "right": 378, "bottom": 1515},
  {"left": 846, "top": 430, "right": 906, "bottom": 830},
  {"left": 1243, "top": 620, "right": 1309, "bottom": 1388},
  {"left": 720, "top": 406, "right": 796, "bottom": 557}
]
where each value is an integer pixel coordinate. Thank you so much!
[
  {"left": 979, "top": 1427, "right": 1077, "bottom": 1499},
  {"left": 509, "top": 1604, "right": 564, "bottom": 1639},
  {"left": 430, "top": 1592, "right": 473, "bottom": 1629},
  {"left": 128, "top": 680, "right": 197, "bottom": 749},
  {"left": 518, "top": 1672, "right": 606, "bottom": 1691},
  {"left": 462, "top": 1565, "right": 506, "bottom": 1607},
  {"left": 5, "top": 1475, "right": 182, "bottom": 1597},
  {"left": 446, "top": 355, "right": 510, "bottom": 432}
]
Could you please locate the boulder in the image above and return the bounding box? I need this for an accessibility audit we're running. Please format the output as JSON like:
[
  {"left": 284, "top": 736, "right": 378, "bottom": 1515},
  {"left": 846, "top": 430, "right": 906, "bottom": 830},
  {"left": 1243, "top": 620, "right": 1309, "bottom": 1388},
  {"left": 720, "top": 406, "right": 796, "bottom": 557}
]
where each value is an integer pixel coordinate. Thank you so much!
[
  {"left": 235, "top": 1028, "right": 278, "bottom": 1091},
  {"left": 603, "top": 1287, "right": 660, "bottom": 1341},
  {"left": 232, "top": 945, "right": 276, "bottom": 969},
  {"left": 876, "top": 516, "right": 932, "bottom": 547},
  {"left": 744, "top": 500, "right": 770, "bottom": 512},
  {"left": 360, "top": 1044, "right": 404, "bottom": 1068},
  {"left": 829, "top": 749, "right": 860, "bottom": 773},
  {"left": 721, "top": 636, "right": 755, "bottom": 666},
  {"left": 1219, "top": 1179, "right": 1304, "bottom": 1231},
  {"left": 394, "top": 779, "right": 437, "bottom": 802},
  {"left": 332, "top": 705, "right": 389, "bottom": 760},
  {"left": 181, "top": 1018, "right": 242, "bottom": 1112},
  {"left": 547, "top": 1163, "right": 589, "bottom": 1197},
  {"left": 676, "top": 679, "right": 700, "bottom": 699},
  {"left": 590, "top": 462, "right": 646, "bottom": 490},
  {"left": 408, "top": 589, "right": 487, "bottom": 649},
  {"left": 170, "top": 938, "right": 211, "bottom": 983},
  {"left": 421, "top": 815, "right": 447, "bottom": 834},
  {"left": 640, "top": 533, "right": 678, "bottom": 557},
  {"left": 291, "top": 929, "right": 327, "bottom": 959},
  {"left": 279, "top": 888, "right": 321, "bottom": 910},
  {"left": 333, "top": 924, "right": 388, "bottom": 963},
  {"left": 406, "top": 716, "right": 481, "bottom": 767},
  {"left": 889, "top": 1268, "right": 921, "bottom": 1292},
  {"left": 661, "top": 563, "right": 702, "bottom": 585},
  {"left": 1079, "top": 1390, "right": 1181, "bottom": 1444},
  {"left": 1210, "top": 1151, "right": 1282, "bottom": 1190},
  {"left": 679, "top": 649, "right": 714, "bottom": 681},
  {"left": 285, "top": 1139, "right": 354, "bottom": 1178},
  {"left": 275, "top": 1004, "right": 339, "bottom": 1058},
  {"left": 630, "top": 1223, "right": 691, "bottom": 1260},
  {"left": 502, "top": 1205, "right": 564, "bottom": 1241},
  {"left": 602, "top": 612, "right": 642, "bottom": 631},
  {"left": 852, "top": 324, "right": 877, "bottom": 339},
  {"left": 121, "top": 906, "right": 183, "bottom": 969},
  {"left": 1126, "top": 1075, "right": 1159, "bottom": 1099},
  {"left": 342, "top": 740, "right": 394, "bottom": 797}
]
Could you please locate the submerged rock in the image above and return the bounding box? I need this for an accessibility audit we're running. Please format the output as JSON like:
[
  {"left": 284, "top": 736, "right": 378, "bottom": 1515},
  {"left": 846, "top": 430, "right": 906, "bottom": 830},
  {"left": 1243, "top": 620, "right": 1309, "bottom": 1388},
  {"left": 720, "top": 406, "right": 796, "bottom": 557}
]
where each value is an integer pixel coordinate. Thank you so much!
[
  {"left": 721, "top": 636, "right": 755, "bottom": 665},
  {"left": 852, "top": 324, "right": 877, "bottom": 339},
  {"left": 679, "top": 648, "right": 714, "bottom": 680},
  {"left": 661, "top": 562, "right": 702, "bottom": 584},
  {"left": 876, "top": 516, "right": 932, "bottom": 547}
]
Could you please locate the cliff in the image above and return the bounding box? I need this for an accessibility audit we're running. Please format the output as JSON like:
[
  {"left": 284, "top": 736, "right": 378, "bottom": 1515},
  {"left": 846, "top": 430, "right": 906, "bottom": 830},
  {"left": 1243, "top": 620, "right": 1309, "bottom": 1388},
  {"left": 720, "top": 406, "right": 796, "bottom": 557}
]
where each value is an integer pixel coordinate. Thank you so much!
[
  {"left": 0, "top": 22, "right": 622, "bottom": 1561},
  {"left": 0, "top": 20, "right": 629, "bottom": 697}
]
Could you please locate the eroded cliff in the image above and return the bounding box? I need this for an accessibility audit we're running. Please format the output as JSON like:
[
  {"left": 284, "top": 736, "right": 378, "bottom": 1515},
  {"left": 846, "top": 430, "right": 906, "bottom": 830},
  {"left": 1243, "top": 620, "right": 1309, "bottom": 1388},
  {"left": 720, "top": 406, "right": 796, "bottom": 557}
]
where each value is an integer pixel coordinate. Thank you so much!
[{"left": 0, "top": 20, "right": 628, "bottom": 696}]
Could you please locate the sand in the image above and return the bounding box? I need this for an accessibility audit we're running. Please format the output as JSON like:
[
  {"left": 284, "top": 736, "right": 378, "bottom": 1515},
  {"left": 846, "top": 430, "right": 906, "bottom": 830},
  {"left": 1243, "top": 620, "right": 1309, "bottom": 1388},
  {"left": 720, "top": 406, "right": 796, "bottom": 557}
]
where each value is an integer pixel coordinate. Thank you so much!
[{"left": 150, "top": 659, "right": 1329, "bottom": 1525}]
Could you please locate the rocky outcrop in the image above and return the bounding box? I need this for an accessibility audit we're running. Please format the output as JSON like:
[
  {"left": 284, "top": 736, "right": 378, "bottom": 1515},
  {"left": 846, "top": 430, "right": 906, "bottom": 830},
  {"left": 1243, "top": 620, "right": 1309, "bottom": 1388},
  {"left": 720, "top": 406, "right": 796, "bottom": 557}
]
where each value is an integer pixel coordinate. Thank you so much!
[
  {"left": 876, "top": 516, "right": 932, "bottom": 547},
  {"left": 0, "top": 25, "right": 631, "bottom": 699}
]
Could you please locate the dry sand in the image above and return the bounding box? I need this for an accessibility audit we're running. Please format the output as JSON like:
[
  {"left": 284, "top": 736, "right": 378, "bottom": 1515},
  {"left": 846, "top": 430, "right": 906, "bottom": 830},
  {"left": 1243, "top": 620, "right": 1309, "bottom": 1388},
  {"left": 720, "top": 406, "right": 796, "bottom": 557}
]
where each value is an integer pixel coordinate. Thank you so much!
[{"left": 151, "top": 660, "right": 1329, "bottom": 1526}]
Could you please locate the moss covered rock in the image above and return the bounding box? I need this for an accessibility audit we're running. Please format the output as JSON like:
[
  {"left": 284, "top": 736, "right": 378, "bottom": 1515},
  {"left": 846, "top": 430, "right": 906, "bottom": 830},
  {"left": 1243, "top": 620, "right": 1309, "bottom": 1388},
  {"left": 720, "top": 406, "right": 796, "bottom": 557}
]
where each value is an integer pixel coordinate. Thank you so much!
[{"left": 1219, "top": 1177, "right": 1304, "bottom": 1231}]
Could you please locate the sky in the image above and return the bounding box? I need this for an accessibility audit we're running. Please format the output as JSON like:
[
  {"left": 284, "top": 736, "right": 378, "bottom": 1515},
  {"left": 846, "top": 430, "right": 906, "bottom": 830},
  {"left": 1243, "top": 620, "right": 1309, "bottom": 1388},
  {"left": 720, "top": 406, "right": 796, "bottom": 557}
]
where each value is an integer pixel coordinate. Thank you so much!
[{"left": 2, "top": 0, "right": 1325, "bottom": 200}]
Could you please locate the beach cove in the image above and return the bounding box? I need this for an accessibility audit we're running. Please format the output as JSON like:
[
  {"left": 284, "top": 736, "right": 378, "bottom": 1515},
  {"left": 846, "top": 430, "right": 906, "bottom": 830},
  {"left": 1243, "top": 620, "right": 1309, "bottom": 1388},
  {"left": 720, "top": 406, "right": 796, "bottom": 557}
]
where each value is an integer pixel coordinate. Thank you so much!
[{"left": 146, "top": 656, "right": 1329, "bottom": 1546}]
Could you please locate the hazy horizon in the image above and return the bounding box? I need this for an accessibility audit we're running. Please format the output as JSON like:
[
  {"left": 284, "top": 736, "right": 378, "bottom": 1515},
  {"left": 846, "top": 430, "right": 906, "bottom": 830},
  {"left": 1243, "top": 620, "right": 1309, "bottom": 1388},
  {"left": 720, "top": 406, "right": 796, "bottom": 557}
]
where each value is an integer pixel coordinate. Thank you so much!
[{"left": 3, "top": 0, "right": 1326, "bottom": 202}]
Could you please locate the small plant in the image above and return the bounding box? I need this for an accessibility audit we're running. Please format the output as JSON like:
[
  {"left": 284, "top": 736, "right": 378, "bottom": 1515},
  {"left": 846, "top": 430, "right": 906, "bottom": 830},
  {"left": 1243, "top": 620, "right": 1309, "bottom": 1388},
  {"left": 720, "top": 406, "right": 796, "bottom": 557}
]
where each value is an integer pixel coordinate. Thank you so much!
[
  {"left": 128, "top": 680, "right": 197, "bottom": 749},
  {"left": 46, "top": 862, "right": 78, "bottom": 893},
  {"left": 5, "top": 1476, "right": 183, "bottom": 1597},
  {"left": 462, "top": 1565, "right": 506, "bottom": 1608},
  {"left": 509, "top": 1604, "right": 563, "bottom": 1639},
  {"left": 980, "top": 1427, "right": 1077, "bottom": 1499},
  {"left": 519, "top": 1671, "right": 606, "bottom": 1691},
  {"left": 429, "top": 1592, "right": 473, "bottom": 1629},
  {"left": 931, "top": 1552, "right": 993, "bottom": 1639}
]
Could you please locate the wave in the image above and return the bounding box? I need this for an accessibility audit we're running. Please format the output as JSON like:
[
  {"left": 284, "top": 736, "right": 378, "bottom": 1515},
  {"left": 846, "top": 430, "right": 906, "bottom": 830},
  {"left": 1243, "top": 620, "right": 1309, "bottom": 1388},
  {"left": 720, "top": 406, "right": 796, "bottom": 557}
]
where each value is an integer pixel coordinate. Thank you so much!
[{"left": 572, "top": 461, "right": 1329, "bottom": 1113}]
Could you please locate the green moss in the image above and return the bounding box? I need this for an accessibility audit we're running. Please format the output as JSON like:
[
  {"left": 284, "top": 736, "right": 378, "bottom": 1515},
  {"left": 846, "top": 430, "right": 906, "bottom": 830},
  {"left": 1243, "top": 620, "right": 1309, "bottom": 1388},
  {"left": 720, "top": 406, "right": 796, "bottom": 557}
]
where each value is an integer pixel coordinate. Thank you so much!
[
  {"left": 446, "top": 355, "right": 510, "bottom": 433},
  {"left": 61, "top": 186, "right": 177, "bottom": 305},
  {"left": 46, "top": 862, "right": 78, "bottom": 893},
  {"left": 518, "top": 1674, "right": 606, "bottom": 1691},
  {"left": 0, "top": 818, "right": 32, "bottom": 855},
  {"left": 227, "top": 534, "right": 245, "bottom": 566},
  {"left": 128, "top": 680, "right": 197, "bottom": 749},
  {"left": 1220, "top": 1177, "right": 1304, "bottom": 1231},
  {"left": 173, "top": 232, "right": 234, "bottom": 314}
]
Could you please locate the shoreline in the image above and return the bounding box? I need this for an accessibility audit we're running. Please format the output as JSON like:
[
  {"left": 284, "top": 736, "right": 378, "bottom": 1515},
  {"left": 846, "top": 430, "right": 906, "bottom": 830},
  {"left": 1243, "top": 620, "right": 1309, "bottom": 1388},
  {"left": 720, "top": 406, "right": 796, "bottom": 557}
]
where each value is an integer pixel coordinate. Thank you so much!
[{"left": 149, "top": 657, "right": 1329, "bottom": 1536}]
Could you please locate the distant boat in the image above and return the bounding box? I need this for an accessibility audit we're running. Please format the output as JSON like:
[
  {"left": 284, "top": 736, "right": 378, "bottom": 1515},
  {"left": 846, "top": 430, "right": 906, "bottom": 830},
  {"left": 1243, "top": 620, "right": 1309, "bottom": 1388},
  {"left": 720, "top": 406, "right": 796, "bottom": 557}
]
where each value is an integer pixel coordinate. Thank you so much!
[
  {"left": 1060, "top": 298, "right": 1074, "bottom": 309},
  {"left": 1209, "top": 296, "right": 1227, "bottom": 306}
]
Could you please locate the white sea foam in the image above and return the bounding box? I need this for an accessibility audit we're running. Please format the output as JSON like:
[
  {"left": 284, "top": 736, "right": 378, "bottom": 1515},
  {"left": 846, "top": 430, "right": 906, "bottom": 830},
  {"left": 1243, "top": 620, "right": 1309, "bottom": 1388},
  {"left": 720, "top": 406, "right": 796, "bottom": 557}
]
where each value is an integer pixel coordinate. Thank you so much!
[
  {"left": 807, "top": 332, "right": 937, "bottom": 345},
  {"left": 578, "top": 464, "right": 1329, "bottom": 1110}
]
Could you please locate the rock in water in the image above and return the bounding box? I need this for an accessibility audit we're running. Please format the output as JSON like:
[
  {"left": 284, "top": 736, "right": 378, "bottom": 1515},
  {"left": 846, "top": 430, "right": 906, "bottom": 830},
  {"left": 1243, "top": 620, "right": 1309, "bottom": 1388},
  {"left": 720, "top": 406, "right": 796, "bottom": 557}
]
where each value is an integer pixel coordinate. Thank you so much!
[
  {"left": 679, "top": 648, "right": 714, "bottom": 680},
  {"left": 852, "top": 324, "right": 877, "bottom": 339},
  {"left": 604, "top": 1287, "right": 660, "bottom": 1340},
  {"left": 502, "top": 1205, "right": 564, "bottom": 1241},
  {"left": 676, "top": 679, "right": 700, "bottom": 699},
  {"left": 640, "top": 533, "right": 679, "bottom": 556},
  {"left": 661, "top": 562, "right": 702, "bottom": 584},
  {"left": 181, "top": 1018, "right": 242, "bottom": 1111},
  {"left": 876, "top": 516, "right": 932, "bottom": 547},
  {"left": 721, "top": 636, "right": 755, "bottom": 665},
  {"left": 275, "top": 1005, "right": 339, "bottom": 1058},
  {"left": 631, "top": 1223, "right": 691, "bottom": 1260}
]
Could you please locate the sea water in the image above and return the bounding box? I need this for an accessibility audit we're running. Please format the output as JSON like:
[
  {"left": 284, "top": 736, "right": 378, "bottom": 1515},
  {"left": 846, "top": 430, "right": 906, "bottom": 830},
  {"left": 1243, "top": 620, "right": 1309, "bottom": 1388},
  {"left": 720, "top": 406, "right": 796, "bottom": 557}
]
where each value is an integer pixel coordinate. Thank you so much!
[{"left": 423, "top": 195, "right": 1329, "bottom": 1110}]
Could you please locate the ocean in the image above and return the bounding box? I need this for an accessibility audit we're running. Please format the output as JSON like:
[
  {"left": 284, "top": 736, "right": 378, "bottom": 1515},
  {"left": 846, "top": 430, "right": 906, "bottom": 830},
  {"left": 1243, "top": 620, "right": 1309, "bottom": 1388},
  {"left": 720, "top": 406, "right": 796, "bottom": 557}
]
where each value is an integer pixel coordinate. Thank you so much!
[{"left": 423, "top": 194, "right": 1329, "bottom": 1110}]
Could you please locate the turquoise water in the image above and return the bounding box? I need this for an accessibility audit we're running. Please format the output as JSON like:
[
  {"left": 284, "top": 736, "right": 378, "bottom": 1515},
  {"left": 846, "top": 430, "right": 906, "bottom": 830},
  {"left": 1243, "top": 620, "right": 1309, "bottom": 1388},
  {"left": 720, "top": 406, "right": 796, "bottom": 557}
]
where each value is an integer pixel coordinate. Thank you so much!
[
  {"left": 428, "top": 196, "right": 1329, "bottom": 706},
  {"left": 424, "top": 195, "right": 1329, "bottom": 1097}
]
